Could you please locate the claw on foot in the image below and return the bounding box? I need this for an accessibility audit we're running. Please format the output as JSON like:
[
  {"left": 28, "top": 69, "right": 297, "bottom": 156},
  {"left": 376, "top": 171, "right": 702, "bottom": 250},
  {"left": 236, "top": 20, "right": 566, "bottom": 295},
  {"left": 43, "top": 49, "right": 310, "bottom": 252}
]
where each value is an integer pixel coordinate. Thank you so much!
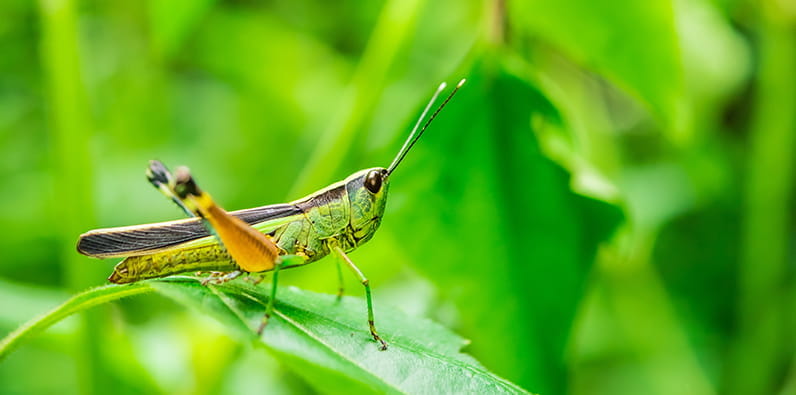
[
  {"left": 368, "top": 320, "right": 387, "bottom": 350},
  {"left": 256, "top": 315, "right": 270, "bottom": 335},
  {"left": 373, "top": 333, "right": 388, "bottom": 351},
  {"left": 200, "top": 271, "right": 242, "bottom": 286},
  {"left": 244, "top": 273, "right": 266, "bottom": 285}
]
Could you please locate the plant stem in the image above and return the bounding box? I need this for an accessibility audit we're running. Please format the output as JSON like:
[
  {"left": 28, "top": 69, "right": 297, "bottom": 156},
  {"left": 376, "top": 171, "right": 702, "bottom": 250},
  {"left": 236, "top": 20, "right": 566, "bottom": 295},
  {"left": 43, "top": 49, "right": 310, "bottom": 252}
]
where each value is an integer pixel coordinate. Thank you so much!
[
  {"left": 37, "top": 0, "right": 103, "bottom": 392},
  {"left": 727, "top": 3, "right": 796, "bottom": 394},
  {"left": 289, "top": 0, "right": 425, "bottom": 197}
]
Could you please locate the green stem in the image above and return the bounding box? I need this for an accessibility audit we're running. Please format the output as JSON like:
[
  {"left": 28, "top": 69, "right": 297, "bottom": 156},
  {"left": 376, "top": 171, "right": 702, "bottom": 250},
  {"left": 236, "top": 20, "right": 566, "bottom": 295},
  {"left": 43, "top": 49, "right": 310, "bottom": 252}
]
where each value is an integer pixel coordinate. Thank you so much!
[
  {"left": 728, "top": 3, "right": 796, "bottom": 394},
  {"left": 37, "top": 0, "right": 102, "bottom": 391},
  {"left": 0, "top": 283, "right": 154, "bottom": 361},
  {"left": 288, "top": 0, "right": 425, "bottom": 197}
]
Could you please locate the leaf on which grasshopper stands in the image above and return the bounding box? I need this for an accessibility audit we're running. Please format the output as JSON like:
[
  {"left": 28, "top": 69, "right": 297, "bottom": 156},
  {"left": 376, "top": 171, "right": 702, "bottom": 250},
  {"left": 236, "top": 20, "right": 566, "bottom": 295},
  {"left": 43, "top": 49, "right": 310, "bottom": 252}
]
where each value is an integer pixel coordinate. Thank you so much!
[
  {"left": 150, "top": 277, "right": 532, "bottom": 395},
  {"left": 1, "top": 277, "right": 533, "bottom": 394}
]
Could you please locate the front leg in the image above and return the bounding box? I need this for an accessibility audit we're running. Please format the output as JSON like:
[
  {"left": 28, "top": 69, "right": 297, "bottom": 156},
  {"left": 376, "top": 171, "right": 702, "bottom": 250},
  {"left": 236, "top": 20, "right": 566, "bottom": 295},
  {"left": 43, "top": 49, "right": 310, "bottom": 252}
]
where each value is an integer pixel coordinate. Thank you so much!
[{"left": 331, "top": 245, "right": 387, "bottom": 351}]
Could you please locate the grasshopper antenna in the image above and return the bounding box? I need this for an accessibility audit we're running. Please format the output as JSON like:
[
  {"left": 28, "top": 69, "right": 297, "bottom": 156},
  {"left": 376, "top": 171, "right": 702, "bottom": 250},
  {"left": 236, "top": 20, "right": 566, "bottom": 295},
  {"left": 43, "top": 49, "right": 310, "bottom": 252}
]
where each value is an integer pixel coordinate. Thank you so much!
[{"left": 387, "top": 78, "right": 466, "bottom": 175}]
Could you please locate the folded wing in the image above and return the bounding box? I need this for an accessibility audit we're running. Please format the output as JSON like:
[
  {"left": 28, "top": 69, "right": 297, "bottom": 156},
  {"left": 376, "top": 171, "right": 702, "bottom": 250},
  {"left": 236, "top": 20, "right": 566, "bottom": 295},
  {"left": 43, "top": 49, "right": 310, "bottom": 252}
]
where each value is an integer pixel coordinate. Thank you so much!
[{"left": 77, "top": 203, "right": 302, "bottom": 258}]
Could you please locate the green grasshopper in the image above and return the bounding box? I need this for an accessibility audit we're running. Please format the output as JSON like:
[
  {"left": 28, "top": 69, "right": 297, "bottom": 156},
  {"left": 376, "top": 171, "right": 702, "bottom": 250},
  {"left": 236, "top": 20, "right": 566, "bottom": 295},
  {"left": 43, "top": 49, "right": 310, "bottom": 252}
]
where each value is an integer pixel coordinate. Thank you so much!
[{"left": 77, "top": 79, "right": 465, "bottom": 350}]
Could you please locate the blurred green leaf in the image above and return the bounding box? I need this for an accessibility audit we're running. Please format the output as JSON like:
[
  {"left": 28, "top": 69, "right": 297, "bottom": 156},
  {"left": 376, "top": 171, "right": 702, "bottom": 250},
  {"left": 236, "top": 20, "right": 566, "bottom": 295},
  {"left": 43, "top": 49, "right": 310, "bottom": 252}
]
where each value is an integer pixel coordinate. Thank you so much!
[
  {"left": 0, "top": 282, "right": 152, "bottom": 360},
  {"left": 509, "top": 0, "right": 688, "bottom": 140},
  {"left": 149, "top": 0, "right": 217, "bottom": 59},
  {"left": 388, "top": 59, "right": 622, "bottom": 393},
  {"left": 2, "top": 277, "right": 531, "bottom": 394}
]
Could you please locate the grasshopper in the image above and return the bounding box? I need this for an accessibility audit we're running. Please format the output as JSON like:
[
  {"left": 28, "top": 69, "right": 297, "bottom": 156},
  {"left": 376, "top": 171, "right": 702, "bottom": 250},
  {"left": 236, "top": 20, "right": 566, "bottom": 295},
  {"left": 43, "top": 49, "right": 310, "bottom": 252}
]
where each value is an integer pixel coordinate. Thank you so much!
[{"left": 77, "top": 79, "right": 465, "bottom": 350}]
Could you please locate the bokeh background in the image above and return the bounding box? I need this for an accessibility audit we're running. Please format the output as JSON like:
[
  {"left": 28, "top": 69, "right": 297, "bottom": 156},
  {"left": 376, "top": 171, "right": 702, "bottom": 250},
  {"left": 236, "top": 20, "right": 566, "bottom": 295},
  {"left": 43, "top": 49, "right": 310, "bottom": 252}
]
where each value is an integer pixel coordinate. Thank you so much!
[{"left": 1, "top": 0, "right": 794, "bottom": 394}]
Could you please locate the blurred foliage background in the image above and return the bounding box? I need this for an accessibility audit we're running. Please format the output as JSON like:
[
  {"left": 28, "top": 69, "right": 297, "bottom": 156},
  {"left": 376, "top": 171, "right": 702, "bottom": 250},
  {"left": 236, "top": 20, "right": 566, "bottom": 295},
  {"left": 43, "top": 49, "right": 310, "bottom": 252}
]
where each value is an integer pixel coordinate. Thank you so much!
[{"left": 0, "top": 0, "right": 794, "bottom": 394}]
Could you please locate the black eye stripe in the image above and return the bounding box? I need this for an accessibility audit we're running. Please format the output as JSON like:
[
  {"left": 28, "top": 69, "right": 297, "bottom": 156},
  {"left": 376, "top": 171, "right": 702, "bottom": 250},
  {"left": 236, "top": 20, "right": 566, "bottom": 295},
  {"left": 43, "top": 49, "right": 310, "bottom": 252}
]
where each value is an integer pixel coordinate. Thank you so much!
[{"left": 364, "top": 170, "right": 382, "bottom": 193}]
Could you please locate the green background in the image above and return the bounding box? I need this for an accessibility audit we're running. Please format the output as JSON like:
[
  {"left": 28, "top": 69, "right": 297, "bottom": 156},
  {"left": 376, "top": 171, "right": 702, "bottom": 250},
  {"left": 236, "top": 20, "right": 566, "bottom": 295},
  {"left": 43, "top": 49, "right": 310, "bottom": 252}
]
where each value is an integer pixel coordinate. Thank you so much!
[{"left": 0, "top": 0, "right": 794, "bottom": 394}]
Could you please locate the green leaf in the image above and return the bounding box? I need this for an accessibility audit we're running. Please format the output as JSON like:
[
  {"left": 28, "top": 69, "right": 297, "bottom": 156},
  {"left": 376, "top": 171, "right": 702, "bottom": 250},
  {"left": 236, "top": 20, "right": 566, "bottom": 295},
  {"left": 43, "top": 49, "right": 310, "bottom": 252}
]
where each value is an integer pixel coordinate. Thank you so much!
[
  {"left": 1, "top": 277, "right": 531, "bottom": 394},
  {"left": 149, "top": 0, "right": 217, "bottom": 59},
  {"left": 509, "top": 0, "right": 688, "bottom": 139},
  {"left": 0, "top": 282, "right": 153, "bottom": 360},
  {"left": 386, "top": 60, "right": 623, "bottom": 394},
  {"left": 153, "top": 277, "right": 530, "bottom": 394}
]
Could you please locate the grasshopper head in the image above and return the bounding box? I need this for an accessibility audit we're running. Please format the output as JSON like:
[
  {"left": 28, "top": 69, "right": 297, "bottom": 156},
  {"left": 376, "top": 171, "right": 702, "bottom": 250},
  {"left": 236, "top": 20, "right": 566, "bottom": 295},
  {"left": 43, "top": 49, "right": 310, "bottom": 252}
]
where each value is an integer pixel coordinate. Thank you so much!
[
  {"left": 345, "top": 167, "right": 389, "bottom": 246},
  {"left": 340, "top": 79, "right": 465, "bottom": 248}
]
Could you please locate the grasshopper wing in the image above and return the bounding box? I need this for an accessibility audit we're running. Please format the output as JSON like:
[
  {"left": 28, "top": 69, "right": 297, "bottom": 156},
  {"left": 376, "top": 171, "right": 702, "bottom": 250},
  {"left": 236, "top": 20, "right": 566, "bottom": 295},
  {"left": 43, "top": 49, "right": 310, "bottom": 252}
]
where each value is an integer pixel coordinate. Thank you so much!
[{"left": 77, "top": 203, "right": 302, "bottom": 258}]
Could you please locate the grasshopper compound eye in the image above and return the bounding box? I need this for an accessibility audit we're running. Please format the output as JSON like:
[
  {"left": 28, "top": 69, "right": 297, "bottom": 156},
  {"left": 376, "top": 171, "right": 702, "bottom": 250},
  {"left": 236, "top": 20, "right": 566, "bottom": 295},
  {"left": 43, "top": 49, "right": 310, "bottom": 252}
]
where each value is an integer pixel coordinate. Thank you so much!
[{"left": 364, "top": 169, "right": 383, "bottom": 194}]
